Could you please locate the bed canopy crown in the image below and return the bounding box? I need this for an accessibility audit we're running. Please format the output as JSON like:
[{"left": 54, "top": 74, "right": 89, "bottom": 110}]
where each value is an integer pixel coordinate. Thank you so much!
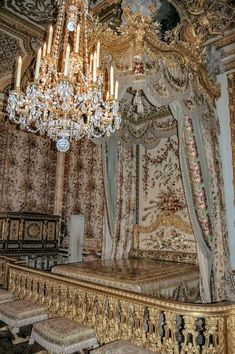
[{"left": 89, "top": 5, "right": 220, "bottom": 146}]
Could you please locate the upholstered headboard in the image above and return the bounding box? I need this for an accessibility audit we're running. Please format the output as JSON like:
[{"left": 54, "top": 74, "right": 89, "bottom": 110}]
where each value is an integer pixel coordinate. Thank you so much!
[{"left": 131, "top": 213, "right": 198, "bottom": 264}]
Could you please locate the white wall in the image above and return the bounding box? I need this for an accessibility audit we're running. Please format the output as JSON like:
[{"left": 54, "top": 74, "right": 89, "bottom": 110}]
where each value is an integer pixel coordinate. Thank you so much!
[{"left": 216, "top": 73, "right": 235, "bottom": 270}]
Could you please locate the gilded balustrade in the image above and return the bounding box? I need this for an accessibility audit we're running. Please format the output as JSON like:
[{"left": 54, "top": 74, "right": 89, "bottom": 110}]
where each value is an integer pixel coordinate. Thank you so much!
[
  {"left": 5, "top": 262, "right": 235, "bottom": 354},
  {"left": 0, "top": 256, "right": 25, "bottom": 288}
]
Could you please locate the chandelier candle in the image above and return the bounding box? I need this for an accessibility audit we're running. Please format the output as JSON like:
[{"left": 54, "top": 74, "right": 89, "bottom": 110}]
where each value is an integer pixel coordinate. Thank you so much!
[
  {"left": 47, "top": 26, "right": 53, "bottom": 54},
  {"left": 74, "top": 24, "right": 80, "bottom": 53},
  {"left": 93, "top": 51, "right": 97, "bottom": 82},
  {"left": 42, "top": 42, "right": 47, "bottom": 57},
  {"left": 16, "top": 56, "right": 22, "bottom": 89},
  {"left": 97, "top": 40, "right": 100, "bottom": 68},
  {"left": 64, "top": 44, "right": 70, "bottom": 77},
  {"left": 90, "top": 54, "right": 93, "bottom": 75},
  {"left": 35, "top": 48, "right": 42, "bottom": 81},
  {"left": 110, "top": 65, "right": 114, "bottom": 97},
  {"left": 115, "top": 80, "right": 119, "bottom": 100}
]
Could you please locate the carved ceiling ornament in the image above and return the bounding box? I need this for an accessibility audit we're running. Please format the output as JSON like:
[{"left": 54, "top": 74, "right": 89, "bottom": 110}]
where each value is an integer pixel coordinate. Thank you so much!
[
  {"left": 5, "top": 0, "right": 57, "bottom": 28},
  {"left": 95, "top": 8, "right": 220, "bottom": 103},
  {"left": 92, "top": 0, "right": 235, "bottom": 42}
]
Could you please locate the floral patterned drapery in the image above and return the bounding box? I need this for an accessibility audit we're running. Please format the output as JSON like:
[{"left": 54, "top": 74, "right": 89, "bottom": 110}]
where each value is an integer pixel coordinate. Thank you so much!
[
  {"left": 113, "top": 144, "right": 136, "bottom": 259},
  {"left": 62, "top": 138, "right": 105, "bottom": 256},
  {"left": 184, "top": 115, "right": 235, "bottom": 301},
  {"left": 199, "top": 112, "right": 235, "bottom": 301},
  {"left": 184, "top": 118, "right": 212, "bottom": 248}
]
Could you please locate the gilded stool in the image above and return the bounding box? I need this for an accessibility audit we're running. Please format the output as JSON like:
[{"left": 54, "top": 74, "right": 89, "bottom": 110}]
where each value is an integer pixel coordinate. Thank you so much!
[
  {"left": 29, "top": 317, "right": 99, "bottom": 354},
  {"left": 90, "top": 340, "right": 156, "bottom": 354},
  {"left": 0, "top": 288, "right": 14, "bottom": 304},
  {"left": 0, "top": 299, "right": 48, "bottom": 344}
]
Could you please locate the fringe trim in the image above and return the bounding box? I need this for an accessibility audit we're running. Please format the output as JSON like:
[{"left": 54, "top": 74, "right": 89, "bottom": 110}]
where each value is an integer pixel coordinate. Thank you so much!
[
  {"left": 31, "top": 329, "right": 98, "bottom": 354},
  {"left": 0, "top": 313, "right": 48, "bottom": 330}
]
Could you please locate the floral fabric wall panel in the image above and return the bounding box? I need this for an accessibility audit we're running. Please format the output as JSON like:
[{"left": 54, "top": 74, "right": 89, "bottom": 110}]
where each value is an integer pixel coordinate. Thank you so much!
[
  {"left": 62, "top": 138, "right": 104, "bottom": 256},
  {"left": 138, "top": 134, "right": 196, "bottom": 254},
  {"left": 0, "top": 122, "right": 56, "bottom": 213}
]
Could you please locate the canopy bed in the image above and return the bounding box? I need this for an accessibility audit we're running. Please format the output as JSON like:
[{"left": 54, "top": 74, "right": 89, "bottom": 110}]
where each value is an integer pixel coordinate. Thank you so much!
[
  {"left": 88, "top": 4, "right": 235, "bottom": 304},
  {"left": 52, "top": 212, "right": 200, "bottom": 302}
]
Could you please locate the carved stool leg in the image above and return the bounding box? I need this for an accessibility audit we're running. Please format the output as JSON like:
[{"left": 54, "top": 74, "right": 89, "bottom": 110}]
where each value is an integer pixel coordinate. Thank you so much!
[
  {"left": 0, "top": 325, "right": 9, "bottom": 331},
  {"left": 11, "top": 326, "right": 29, "bottom": 344},
  {"left": 12, "top": 333, "right": 29, "bottom": 345}
]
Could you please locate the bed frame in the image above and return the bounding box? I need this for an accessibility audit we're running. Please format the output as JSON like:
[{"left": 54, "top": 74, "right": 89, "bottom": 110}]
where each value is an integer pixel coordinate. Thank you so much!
[{"left": 131, "top": 213, "right": 198, "bottom": 264}]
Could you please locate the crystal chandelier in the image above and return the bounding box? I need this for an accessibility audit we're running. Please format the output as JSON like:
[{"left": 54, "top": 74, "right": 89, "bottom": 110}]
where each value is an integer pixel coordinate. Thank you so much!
[{"left": 7, "top": 0, "right": 121, "bottom": 152}]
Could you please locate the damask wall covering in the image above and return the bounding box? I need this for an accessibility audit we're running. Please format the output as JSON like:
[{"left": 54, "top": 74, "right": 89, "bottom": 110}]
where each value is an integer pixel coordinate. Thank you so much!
[
  {"left": 0, "top": 121, "right": 105, "bottom": 258},
  {"left": 62, "top": 138, "right": 105, "bottom": 257},
  {"left": 0, "top": 121, "right": 56, "bottom": 213}
]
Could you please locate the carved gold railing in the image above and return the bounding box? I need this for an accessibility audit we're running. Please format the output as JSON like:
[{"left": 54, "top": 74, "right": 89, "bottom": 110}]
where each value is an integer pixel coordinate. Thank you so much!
[
  {"left": 6, "top": 262, "right": 235, "bottom": 354},
  {"left": 0, "top": 256, "right": 25, "bottom": 288}
]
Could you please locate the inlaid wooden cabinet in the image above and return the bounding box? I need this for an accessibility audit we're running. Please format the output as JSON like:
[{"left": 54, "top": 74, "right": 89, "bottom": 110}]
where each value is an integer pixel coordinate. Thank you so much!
[{"left": 0, "top": 212, "right": 60, "bottom": 254}]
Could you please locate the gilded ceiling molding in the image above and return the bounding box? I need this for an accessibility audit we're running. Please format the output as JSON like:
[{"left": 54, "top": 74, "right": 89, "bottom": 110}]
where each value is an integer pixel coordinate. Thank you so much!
[
  {"left": 0, "top": 8, "right": 45, "bottom": 41},
  {"left": 91, "top": 0, "right": 121, "bottom": 14},
  {"left": 213, "top": 31, "right": 235, "bottom": 50},
  {"left": 4, "top": 0, "right": 56, "bottom": 29},
  {"left": 226, "top": 60, "right": 235, "bottom": 72}
]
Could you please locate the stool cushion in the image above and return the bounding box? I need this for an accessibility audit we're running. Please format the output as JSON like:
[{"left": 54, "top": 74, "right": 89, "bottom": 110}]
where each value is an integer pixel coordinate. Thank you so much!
[
  {"left": 31, "top": 318, "right": 98, "bottom": 354},
  {"left": 0, "top": 300, "right": 48, "bottom": 328},
  {"left": 0, "top": 300, "right": 46, "bottom": 320},
  {"left": 91, "top": 340, "right": 155, "bottom": 354},
  {"left": 0, "top": 288, "right": 13, "bottom": 303}
]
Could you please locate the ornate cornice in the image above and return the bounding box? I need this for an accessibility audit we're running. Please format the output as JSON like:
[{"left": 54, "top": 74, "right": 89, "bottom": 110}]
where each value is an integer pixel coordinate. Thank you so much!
[{"left": 0, "top": 8, "right": 44, "bottom": 41}]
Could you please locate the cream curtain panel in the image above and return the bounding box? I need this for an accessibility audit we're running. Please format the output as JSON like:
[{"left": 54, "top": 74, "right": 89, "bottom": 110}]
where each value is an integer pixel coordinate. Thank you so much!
[{"left": 103, "top": 139, "right": 136, "bottom": 259}]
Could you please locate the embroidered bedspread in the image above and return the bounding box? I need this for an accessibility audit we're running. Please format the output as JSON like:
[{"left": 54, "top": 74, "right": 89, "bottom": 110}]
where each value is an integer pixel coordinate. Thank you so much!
[{"left": 52, "top": 258, "right": 200, "bottom": 302}]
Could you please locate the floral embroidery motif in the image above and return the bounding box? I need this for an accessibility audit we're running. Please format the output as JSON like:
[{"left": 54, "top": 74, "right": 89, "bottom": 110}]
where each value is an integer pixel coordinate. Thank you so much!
[
  {"left": 184, "top": 116, "right": 212, "bottom": 247},
  {"left": 139, "top": 134, "right": 195, "bottom": 253}
]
